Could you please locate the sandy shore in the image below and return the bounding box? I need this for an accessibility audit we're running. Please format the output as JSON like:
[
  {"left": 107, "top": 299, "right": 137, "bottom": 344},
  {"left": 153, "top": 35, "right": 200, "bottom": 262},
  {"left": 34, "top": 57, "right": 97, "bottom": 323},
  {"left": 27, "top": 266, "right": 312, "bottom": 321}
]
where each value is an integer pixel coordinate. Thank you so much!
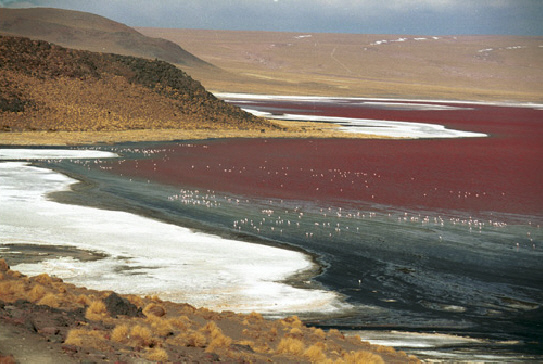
[{"left": 0, "top": 119, "right": 385, "bottom": 146}]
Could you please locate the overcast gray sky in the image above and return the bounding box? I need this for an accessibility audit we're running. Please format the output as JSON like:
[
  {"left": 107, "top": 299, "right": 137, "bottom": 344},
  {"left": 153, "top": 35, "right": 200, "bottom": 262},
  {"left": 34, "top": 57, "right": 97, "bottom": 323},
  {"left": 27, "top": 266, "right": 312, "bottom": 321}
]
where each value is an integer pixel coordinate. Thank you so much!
[{"left": 1, "top": 0, "right": 542, "bottom": 36}]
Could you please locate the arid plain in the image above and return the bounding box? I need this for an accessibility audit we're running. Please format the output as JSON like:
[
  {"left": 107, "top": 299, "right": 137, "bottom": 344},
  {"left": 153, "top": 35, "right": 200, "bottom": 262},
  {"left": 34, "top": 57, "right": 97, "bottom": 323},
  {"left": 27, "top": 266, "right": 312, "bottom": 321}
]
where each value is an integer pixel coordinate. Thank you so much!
[{"left": 139, "top": 27, "right": 543, "bottom": 102}]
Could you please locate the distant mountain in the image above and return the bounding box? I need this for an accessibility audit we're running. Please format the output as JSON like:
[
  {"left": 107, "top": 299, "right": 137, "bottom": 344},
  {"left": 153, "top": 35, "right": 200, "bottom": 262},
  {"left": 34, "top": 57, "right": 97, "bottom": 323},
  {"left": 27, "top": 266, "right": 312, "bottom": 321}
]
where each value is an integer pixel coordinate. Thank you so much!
[
  {"left": 0, "top": 35, "right": 270, "bottom": 132},
  {"left": 0, "top": 8, "right": 212, "bottom": 68}
]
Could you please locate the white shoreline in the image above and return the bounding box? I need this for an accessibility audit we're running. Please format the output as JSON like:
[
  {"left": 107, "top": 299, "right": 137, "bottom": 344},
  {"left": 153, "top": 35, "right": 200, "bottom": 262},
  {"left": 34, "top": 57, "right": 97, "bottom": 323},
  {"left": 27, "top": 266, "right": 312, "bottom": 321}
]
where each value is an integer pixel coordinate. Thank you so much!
[
  {"left": 243, "top": 109, "right": 487, "bottom": 139},
  {"left": 214, "top": 92, "right": 543, "bottom": 109},
  {"left": 0, "top": 151, "right": 351, "bottom": 316},
  {"left": 0, "top": 149, "right": 118, "bottom": 160}
]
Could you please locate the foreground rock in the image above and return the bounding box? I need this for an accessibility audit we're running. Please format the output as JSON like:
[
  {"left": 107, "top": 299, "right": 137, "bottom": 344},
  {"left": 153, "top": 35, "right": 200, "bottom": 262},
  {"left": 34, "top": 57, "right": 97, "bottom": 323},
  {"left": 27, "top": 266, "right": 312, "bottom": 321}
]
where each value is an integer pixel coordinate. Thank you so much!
[{"left": 0, "top": 259, "right": 419, "bottom": 363}]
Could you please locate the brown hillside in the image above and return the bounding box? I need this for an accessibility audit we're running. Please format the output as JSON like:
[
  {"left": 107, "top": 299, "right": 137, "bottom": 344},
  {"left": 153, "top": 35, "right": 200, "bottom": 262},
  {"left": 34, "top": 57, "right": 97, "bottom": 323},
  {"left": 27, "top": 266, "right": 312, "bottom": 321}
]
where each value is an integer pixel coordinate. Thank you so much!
[
  {"left": 138, "top": 28, "right": 543, "bottom": 102},
  {"left": 0, "top": 35, "right": 272, "bottom": 132},
  {"left": 0, "top": 8, "right": 212, "bottom": 68}
]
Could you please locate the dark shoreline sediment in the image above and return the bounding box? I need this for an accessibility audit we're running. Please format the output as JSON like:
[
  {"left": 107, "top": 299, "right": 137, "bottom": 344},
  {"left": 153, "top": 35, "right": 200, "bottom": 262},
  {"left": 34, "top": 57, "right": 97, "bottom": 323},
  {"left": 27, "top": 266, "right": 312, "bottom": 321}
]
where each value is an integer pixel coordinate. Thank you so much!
[{"left": 0, "top": 244, "right": 107, "bottom": 266}]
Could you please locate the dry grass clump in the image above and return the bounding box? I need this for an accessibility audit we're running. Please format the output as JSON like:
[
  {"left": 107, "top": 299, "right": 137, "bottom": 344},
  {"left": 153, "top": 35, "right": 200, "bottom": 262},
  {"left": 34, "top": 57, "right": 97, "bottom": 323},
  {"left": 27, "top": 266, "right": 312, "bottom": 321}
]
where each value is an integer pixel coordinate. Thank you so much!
[
  {"left": 376, "top": 344, "right": 396, "bottom": 354},
  {"left": 329, "top": 328, "right": 345, "bottom": 339},
  {"left": 111, "top": 324, "right": 130, "bottom": 343},
  {"left": 341, "top": 351, "right": 384, "bottom": 364},
  {"left": 177, "top": 303, "right": 196, "bottom": 315},
  {"left": 33, "top": 273, "right": 54, "bottom": 286},
  {"left": 201, "top": 320, "right": 218, "bottom": 333},
  {"left": 85, "top": 300, "right": 108, "bottom": 321},
  {"left": 128, "top": 325, "right": 154, "bottom": 347},
  {"left": 65, "top": 328, "right": 110, "bottom": 351},
  {"left": 287, "top": 327, "right": 304, "bottom": 340},
  {"left": 276, "top": 338, "right": 306, "bottom": 356},
  {"left": 281, "top": 315, "right": 303, "bottom": 328},
  {"left": 200, "top": 320, "right": 233, "bottom": 353},
  {"left": 28, "top": 283, "right": 47, "bottom": 302},
  {"left": 76, "top": 293, "right": 91, "bottom": 306},
  {"left": 145, "top": 347, "right": 169, "bottom": 361},
  {"left": 170, "top": 331, "right": 207, "bottom": 348},
  {"left": 125, "top": 294, "right": 144, "bottom": 308},
  {"left": 142, "top": 302, "right": 166, "bottom": 317},
  {"left": 304, "top": 343, "right": 327, "bottom": 362},
  {"left": 0, "top": 280, "right": 27, "bottom": 299},
  {"left": 37, "top": 292, "right": 62, "bottom": 308},
  {"left": 205, "top": 329, "right": 232, "bottom": 353},
  {"left": 168, "top": 315, "right": 192, "bottom": 330},
  {"left": 147, "top": 315, "right": 174, "bottom": 336},
  {"left": 311, "top": 327, "right": 327, "bottom": 340}
]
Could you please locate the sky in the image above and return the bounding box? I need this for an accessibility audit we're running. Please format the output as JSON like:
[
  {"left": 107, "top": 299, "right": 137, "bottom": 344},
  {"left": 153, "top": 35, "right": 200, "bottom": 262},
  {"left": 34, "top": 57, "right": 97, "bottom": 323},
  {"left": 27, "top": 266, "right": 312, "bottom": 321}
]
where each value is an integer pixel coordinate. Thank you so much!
[{"left": 1, "top": 0, "right": 542, "bottom": 36}]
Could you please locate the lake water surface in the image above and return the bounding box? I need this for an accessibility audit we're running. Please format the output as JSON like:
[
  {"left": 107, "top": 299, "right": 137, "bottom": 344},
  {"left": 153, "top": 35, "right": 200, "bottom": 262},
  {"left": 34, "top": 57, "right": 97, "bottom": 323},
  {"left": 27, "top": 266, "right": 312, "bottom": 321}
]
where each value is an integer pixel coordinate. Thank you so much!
[{"left": 2, "top": 96, "right": 542, "bottom": 361}]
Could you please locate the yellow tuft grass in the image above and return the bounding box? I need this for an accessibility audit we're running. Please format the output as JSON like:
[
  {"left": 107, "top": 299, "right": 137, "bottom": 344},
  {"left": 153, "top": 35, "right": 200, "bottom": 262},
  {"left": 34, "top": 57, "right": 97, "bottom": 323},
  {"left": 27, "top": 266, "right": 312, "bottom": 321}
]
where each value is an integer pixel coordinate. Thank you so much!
[
  {"left": 129, "top": 325, "right": 153, "bottom": 346},
  {"left": 111, "top": 324, "right": 129, "bottom": 343},
  {"left": 288, "top": 327, "right": 304, "bottom": 339},
  {"left": 145, "top": 347, "right": 169, "bottom": 361},
  {"left": 148, "top": 316, "right": 174, "bottom": 336},
  {"left": 329, "top": 328, "right": 345, "bottom": 339},
  {"left": 85, "top": 300, "right": 108, "bottom": 321},
  {"left": 205, "top": 329, "right": 232, "bottom": 353},
  {"left": 76, "top": 294, "right": 91, "bottom": 306},
  {"left": 7, "top": 270, "right": 23, "bottom": 278},
  {"left": 0, "top": 280, "right": 26, "bottom": 298},
  {"left": 28, "top": 284, "right": 47, "bottom": 302},
  {"left": 376, "top": 344, "right": 396, "bottom": 354},
  {"left": 65, "top": 328, "right": 109, "bottom": 351},
  {"left": 276, "top": 338, "right": 305, "bottom": 356},
  {"left": 281, "top": 315, "right": 303, "bottom": 328},
  {"left": 33, "top": 274, "right": 53, "bottom": 286},
  {"left": 304, "top": 344, "right": 328, "bottom": 362},
  {"left": 202, "top": 320, "right": 218, "bottom": 333},
  {"left": 169, "top": 315, "right": 192, "bottom": 330},
  {"left": 174, "top": 331, "right": 207, "bottom": 347},
  {"left": 178, "top": 303, "right": 196, "bottom": 315},
  {"left": 311, "top": 327, "right": 327, "bottom": 340},
  {"left": 37, "top": 292, "right": 61, "bottom": 307},
  {"left": 342, "top": 351, "right": 384, "bottom": 364},
  {"left": 247, "top": 312, "right": 264, "bottom": 321},
  {"left": 125, "top": 294, "right": 144, "bottom": 308},
  {"left": 52, "top": 281, "right": 67, "bottom": 293},
  {"left": 142, "top": 302, "right": 166, "bottom": 317}
]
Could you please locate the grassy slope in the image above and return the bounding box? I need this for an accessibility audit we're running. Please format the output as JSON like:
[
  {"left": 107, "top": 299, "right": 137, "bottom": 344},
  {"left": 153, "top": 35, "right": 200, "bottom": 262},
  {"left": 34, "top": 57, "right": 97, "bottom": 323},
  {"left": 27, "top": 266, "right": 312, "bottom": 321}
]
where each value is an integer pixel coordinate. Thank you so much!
[{"left": 138, "top": 28, "right": 543, "bottom": 102}]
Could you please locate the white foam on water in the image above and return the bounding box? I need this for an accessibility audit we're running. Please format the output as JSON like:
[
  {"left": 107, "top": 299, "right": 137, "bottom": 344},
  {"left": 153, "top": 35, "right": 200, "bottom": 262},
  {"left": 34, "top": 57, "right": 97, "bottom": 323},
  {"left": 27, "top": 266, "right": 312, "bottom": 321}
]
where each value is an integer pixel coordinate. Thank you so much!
[
  {"left": 0, "top": 157, "right": 351, "bottom": 316},
  {"left": 243, "top": 109, "right": 487, "bottom": 139},
  {"left": 0, "top": 149, "right": 118, "bottom": 160}
]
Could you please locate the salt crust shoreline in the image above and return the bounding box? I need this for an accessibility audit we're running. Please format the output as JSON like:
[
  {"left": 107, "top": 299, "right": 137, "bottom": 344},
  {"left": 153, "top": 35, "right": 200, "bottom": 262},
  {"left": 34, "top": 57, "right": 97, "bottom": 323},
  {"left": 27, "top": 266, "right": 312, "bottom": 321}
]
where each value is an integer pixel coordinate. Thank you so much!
[
  {"left": 214, "top": 92, "right": 543, "bottom": 109},
  {"left": 0, "top": 150, "right": 351, "bottom": 318}
]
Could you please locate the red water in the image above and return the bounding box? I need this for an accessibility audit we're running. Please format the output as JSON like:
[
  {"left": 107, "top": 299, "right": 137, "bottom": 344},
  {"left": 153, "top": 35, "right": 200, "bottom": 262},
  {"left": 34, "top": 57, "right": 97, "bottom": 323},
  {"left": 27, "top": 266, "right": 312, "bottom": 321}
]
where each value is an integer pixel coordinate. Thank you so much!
[{"left": 111, "top": 101, "right": 543, "bottom": 217}]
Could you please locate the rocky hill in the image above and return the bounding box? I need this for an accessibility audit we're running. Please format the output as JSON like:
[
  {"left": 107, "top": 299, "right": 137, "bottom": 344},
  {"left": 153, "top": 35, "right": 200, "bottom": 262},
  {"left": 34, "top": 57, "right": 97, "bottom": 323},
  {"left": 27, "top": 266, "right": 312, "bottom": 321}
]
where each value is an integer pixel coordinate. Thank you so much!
[
  {"left": 0, "top": 8, "right": 212, "bottom": 68},
  {"left": 0, "top": 35, "right": 271, "bottom": 132}
]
